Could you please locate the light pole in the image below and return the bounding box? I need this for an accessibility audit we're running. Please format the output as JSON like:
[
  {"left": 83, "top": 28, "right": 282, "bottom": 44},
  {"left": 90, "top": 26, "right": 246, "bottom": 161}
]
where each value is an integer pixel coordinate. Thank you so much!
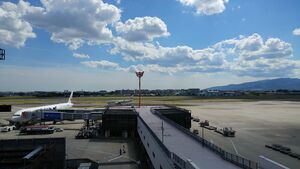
[
  {"left": 161, "top": 121, "right": 164, "bottom": 143},
  {"left": 135, "top": 71, "right": 144, "bottom": 107},
  {"left": 202, "top": 126, "right": 204, "bottom": 147}
]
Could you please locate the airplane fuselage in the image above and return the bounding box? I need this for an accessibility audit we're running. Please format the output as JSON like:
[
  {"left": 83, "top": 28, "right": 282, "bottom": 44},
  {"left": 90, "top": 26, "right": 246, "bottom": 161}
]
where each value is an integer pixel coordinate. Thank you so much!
[
  {"left": 11, "top": 102, "right": 73, "bottom": 123},
  {"left": 11, "top": 92, "right": 73, "bottom": 124}
]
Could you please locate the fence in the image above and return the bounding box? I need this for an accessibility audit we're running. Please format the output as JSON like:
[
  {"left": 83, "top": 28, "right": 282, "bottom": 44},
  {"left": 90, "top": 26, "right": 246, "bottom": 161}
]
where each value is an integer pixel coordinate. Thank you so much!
[
  {"left": 172, "top": 153, "right": 187, "bottom": 169},
  {"left": 151, "top": 107, "right": 259, "bottom": 169}
]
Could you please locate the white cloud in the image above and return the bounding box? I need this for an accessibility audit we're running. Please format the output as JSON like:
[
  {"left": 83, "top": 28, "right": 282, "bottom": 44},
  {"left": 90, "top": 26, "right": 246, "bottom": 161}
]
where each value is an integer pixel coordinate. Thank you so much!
[
  {"left": 111, "top": 37, "right": 164, "bottom": 61},
  {"left": 293, "top": 28, "right": 300, "bottom": 36},
  {"left": 81, "top": 60, "right": 120, "bottom": 70},
  {"left": 125, "top": 64, "right": 182, "bottom": 74},
  {"left": 109, "top": 33, "right": 299, "bottom": 77},
  {"left": 115, "top": 16, "right": 170, "bottom": 42},
  {"left": 23, "top": 0, "right": 121, "bottom": 50},
  {"left": 81, "top": 59, "right": 186, "bottom": 74},
  {"left": 111, "top": 36, "right": 228, "bottom": 69},
  {"left": 124, "top": 63, "right": 227, "bottom": 75},
  {"left": 178, "top": 0, "right": 229, "bottom": 15},
  {"left": 1, "top": 1, "right": 299, "bottom": 79},
  {"left": 116, "top": 0, "right": 121, "bottom": 5},
  {"left": 233, "top": 58, "right": 300, "bottom": 77},
  {"left": 73, "top": 53, "right": 90, "bottom": 59},
  {"left": 214, "top": 33, "right": 292, "bottom": 60},
  {"left": 0, "top": 0, "right": 36, "bottom": 48}
]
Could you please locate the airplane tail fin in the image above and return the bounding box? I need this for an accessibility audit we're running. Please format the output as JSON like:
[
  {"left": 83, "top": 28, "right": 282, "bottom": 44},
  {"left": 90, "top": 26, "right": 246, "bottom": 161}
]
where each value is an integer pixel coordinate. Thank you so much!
[{"left": 68, "top": 91, "right": 73, "bottom": 103}]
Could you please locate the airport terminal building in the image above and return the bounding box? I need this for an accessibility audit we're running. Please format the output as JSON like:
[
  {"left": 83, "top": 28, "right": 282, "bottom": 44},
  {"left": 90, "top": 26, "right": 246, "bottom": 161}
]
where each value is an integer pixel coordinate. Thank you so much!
[{"left": 0, "top": 105, "right": 289, "bottom": 169}]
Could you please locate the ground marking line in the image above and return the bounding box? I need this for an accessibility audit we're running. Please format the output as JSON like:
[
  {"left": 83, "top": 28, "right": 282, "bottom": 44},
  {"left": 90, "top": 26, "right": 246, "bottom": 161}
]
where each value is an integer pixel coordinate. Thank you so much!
[
  {"left": 230, "top": 138, "right": 239, "bottom": 155},
  {"left": 108, "top": 155, "right": 123, "bottom": 162}
]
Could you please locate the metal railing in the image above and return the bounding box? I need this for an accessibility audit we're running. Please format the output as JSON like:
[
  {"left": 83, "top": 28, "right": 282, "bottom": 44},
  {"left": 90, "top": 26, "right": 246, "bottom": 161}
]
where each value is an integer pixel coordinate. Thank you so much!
[
  {"left": 172, "top": 153, "right": 186, "bottom": 169},
  {"left": 151, "top": 108, "right": 259, "bottom": 169}
]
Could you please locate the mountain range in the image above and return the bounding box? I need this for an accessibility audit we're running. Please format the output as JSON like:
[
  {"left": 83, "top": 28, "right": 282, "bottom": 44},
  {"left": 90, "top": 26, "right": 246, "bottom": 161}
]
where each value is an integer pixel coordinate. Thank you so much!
[{"left": 207, "top": 78, "right": 300, "bottom": 91}]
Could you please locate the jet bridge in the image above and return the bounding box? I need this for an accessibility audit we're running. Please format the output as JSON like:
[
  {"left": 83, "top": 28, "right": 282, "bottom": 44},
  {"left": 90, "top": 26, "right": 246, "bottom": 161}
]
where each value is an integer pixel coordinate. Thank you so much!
[
  {"left": 25, "top": 108, "right": 104, "bottom": 123},
  {"left": 41, "top": 111, "right": 103, "bottom": 121}
]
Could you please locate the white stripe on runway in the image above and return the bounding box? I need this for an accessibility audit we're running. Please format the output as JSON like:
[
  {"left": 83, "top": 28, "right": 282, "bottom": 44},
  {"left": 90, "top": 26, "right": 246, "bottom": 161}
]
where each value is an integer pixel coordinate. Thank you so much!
[
  {"left": 108, "top": 155, "right": 123, "bottom": 162},
  {"left": 230, "top": 139, "right": 239, "bottom": 155}
]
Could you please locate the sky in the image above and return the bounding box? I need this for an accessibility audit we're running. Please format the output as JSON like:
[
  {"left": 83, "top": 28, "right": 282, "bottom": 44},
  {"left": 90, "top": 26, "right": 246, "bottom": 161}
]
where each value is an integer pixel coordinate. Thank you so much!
[{"left": 0, "top": 0, "right": 300, "bottom": 91}]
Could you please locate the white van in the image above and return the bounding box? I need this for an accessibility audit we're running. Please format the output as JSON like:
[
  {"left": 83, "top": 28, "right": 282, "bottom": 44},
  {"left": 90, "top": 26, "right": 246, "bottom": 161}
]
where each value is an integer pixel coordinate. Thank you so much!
[{"left": 1, "top": 125, "right": 16, "bottom": 132}]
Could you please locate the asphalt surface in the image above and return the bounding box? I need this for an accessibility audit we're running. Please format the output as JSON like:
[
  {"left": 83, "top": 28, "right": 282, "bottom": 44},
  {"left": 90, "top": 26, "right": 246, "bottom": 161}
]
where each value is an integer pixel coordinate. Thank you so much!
[{"left": 182, "top": 101, "right": 300, "bottom": 169}]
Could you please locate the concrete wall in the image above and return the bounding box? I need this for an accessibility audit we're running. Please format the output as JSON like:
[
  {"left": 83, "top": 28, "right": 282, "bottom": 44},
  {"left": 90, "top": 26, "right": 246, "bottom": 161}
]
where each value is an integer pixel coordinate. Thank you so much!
[{"left": 137, "top": 116, "right": 174, "bottom": 169}]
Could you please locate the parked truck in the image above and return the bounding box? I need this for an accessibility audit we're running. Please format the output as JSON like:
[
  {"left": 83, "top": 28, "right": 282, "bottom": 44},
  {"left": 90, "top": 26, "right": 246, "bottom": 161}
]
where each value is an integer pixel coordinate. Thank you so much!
[
  {"left": 222, "top": 127, "right": 236, "bottom": 137},
  {"left": 20, "top": 125, "right": 55, "bottom": 135}
]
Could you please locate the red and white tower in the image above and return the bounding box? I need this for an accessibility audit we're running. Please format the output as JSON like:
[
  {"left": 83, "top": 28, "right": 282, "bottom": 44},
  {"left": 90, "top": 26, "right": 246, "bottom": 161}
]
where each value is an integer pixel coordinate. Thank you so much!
[{"left": 135, "top": 71, "right": 144, "bottom": 107}]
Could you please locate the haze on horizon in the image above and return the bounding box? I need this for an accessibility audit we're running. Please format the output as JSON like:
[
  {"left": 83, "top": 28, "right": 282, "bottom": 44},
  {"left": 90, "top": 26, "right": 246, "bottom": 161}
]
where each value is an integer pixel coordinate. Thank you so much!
[{"left": 0, "top": 0, "right": 300, "bottom": 91}]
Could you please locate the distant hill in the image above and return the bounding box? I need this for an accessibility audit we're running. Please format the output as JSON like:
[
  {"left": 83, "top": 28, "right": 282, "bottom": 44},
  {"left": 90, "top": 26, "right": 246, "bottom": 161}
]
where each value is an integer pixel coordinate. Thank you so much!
[{"left": 207, "top": 78, "right": 300, "bottom": 91}]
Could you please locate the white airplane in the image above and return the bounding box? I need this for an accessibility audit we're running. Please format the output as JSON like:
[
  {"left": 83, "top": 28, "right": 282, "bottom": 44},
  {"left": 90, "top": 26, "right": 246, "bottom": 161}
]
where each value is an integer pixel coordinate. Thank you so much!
[
  {"left": 11, "top": 92, "right": 74, "bottom": 125},
  {"left": 107, "top": 96, "right": 133, "bottom": 106}
]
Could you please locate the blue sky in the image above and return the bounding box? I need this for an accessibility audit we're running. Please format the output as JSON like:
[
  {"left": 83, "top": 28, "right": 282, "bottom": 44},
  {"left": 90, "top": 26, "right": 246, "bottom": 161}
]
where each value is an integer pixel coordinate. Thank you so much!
[{"left": 0, "top": 0, "right": 300, "bottom": 91}]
